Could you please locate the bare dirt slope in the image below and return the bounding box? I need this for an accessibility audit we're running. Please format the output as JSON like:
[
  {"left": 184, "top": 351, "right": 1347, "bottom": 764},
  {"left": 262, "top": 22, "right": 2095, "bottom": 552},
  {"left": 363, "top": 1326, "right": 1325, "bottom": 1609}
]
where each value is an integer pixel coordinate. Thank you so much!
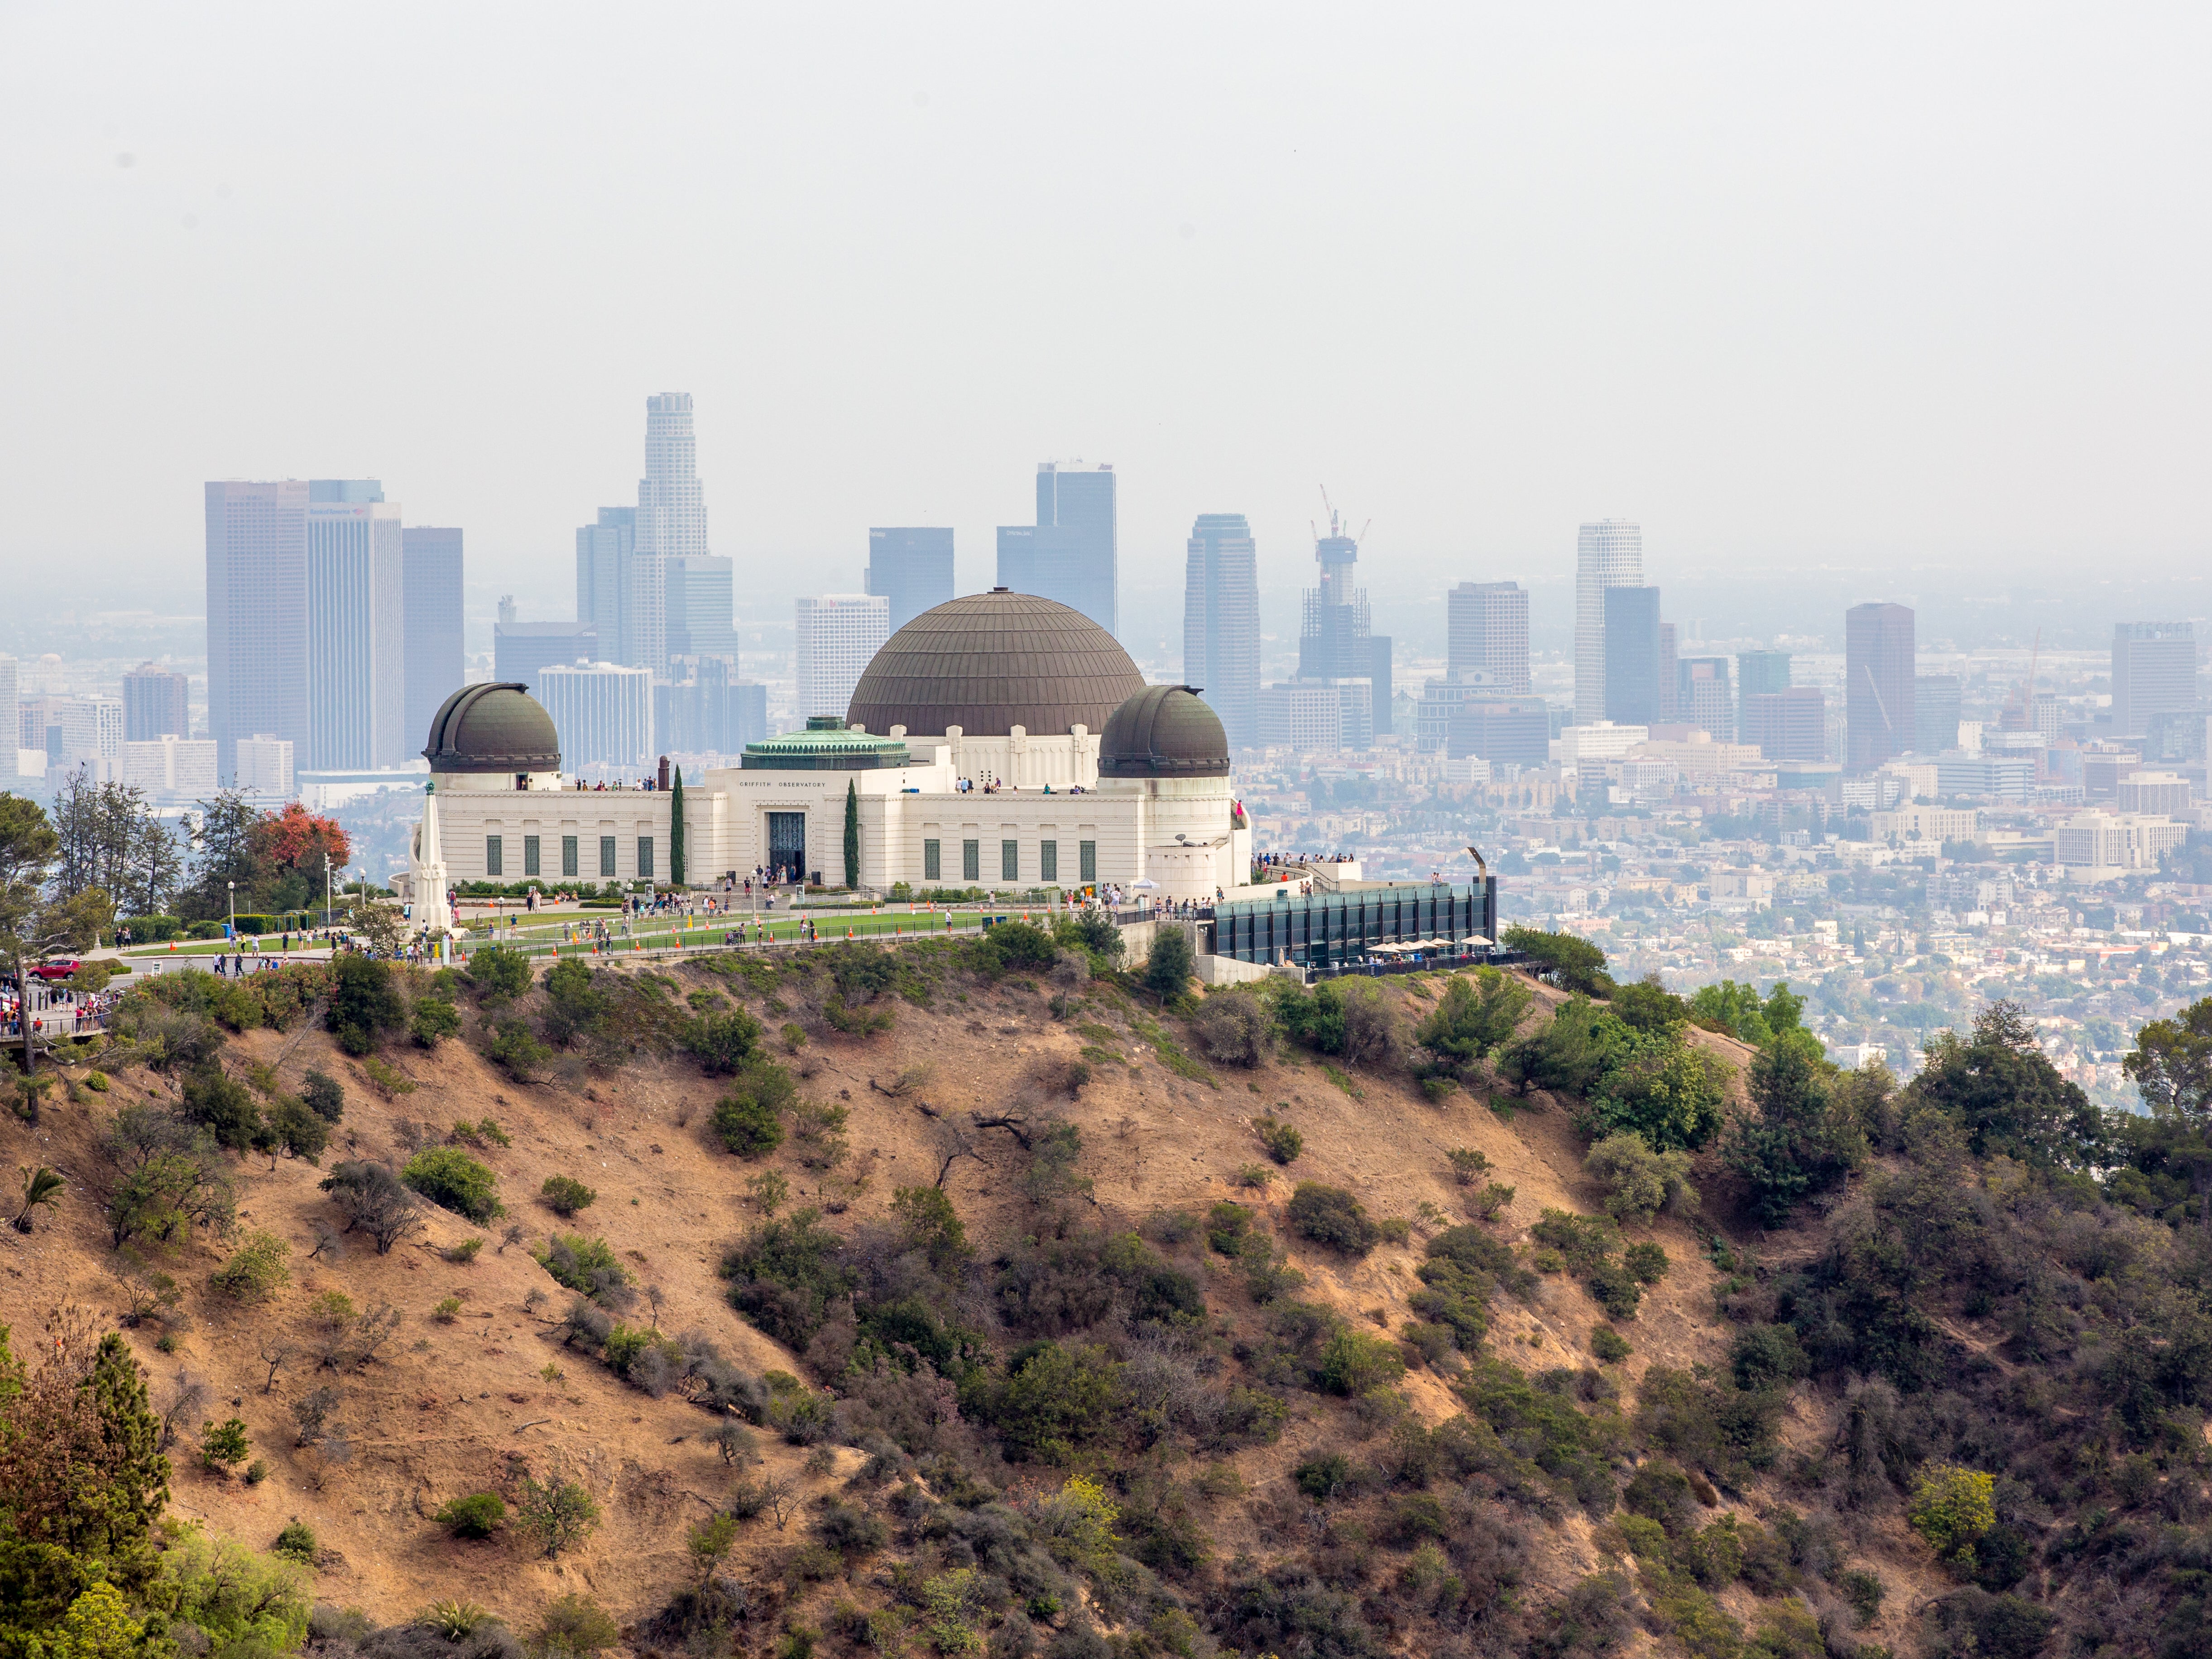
[{"left": 0, "top": 956, "right": 1924, "bottom": 1650}]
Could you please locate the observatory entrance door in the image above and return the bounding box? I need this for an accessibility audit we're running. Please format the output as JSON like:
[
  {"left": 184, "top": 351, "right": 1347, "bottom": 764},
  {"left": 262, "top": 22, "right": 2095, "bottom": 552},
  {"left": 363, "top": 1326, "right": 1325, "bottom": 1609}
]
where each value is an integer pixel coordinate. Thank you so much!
[{"left": 768, "top": 813, "right": 807, "bottom": 885}]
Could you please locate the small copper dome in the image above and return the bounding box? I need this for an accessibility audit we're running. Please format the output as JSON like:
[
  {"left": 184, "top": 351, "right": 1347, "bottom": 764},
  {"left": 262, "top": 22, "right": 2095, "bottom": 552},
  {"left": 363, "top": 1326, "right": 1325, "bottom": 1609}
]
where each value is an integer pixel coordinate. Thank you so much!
[
  {"left": 423, "top": 683, "right": 562, "bottom": 773},
  {"left": 1098, "top": 685, "right": 1230, "bottom": 779}
]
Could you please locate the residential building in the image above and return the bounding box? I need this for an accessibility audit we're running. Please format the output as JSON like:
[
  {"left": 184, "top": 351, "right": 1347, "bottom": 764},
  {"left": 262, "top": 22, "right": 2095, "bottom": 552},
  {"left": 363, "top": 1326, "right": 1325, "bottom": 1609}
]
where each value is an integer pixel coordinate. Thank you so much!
[
  {"left": 305, "top": 497, "right": 407, "bottom": 768},
  {"left": 866, "top": 528, "right": 956, "bottom": 634},
  {"left": 1573, "top": 519, "right": 1642, "bottom": 722},
  {"left": 666, "top": 554, "right": 739, "bottom": 659},
  {"left": 1182, "top": 514, "right": 1261, "bottom": 749},
  {"left": 997, "top": 461, "right": 1117, "bottom": 636},
  {"left": 29, "top": 696, "right": 124, "bottom": 765},
  {"left": 537, "top": 662, "right": 654, "bottom": 775},
  {"left": 633, "top": 393, "right": 711, "bottom": 677},
  {"left": 1258, "top": 682, "right": 1346, "bottom": 752},
  {"left": 1845, "top": 601, "right": 1915, "bottom": 770},
  {"left": 1737, "top": 650, "right": 1791, "bottom": 739},
  {"left": 1869, "top": 804, "right": 1979, "bottom": 844},
  {"left": 1677, "top": 656, "right": 1734, "bottom": 741},
  {"left": 122, "top": 663, "right": 190, "bottom": 742},
  {"left": 1447, "top": 581, "right": 1530, "bottom": 695},
  {"left": 122, "top": 736, "right": 218, "bottom": 796},
  {"left": 1602, "top": 585, "right": 1664, "bottom": 725},
  {"left": 1741, "top": 687, "right": 1826, "bottom": 762},
  {"left": 1711, "top": 868, "right": 1776, "bottom": 905},
  {"left": 2117, "top": 771, "right": 2191, "bottom": 816},
  {"left": 576, "top": 506, "right": 637, "bottom": 665},
  {"left": 401, "top": 527, "right": 465, "bottom": 752},
  {"left": 1937, "top": 753, "right": 2033, "bottom": 801},
  {"left": 796, "top": 594, "right": 891, "bottom": 721},
  {"left": 2111, "top": 622, "right": 2196, "bottom": 738},
  {"left": 1912, "top": 674, "right": 1961, "bottom": 754},
  {"left": 2054, "top": 810, "right": 2188, "bottom": 871},
  {"left": 234, "top": 734, "right": 296, "bottom": 799},
  {"left": 205, "top": 479, "right": 310, "bottom": 778},
  {"left": 494, "top": 621, "right": 600, "bottom": 689}
]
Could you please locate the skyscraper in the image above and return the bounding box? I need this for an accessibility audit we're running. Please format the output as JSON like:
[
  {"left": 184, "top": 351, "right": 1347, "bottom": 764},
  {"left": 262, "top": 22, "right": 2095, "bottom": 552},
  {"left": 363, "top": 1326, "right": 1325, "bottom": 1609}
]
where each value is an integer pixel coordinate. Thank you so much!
[
  {"left": 1845, "top": 602, "right": 1916, "bottom": 771},
  {"left": 1677, "top": 657, "right": 1734, "bottom": 741},
  {"left": 1574, "top": 520, "right": 1643, "bottom": 722},
  {"left": 867, "top": 529, "right": 956, "bottom": 634},
  {"left": 402, "top": 527, "right": 464, "bottom": 752},
  {"left": 122, "top": 663, "right": 191, "bottom": 742},
  {"left": 666, "top": 555, "right": 739, "bottom": 660},
  {"left": 1446, "top": 581, "right": 1531, "bottom": 695},
  {"left": 576, "top": 506, "right": 637, "bottom": 663},
  {"left": 633, "top": 393, "right": 710, "bottom": 677},
  {"left": 1183, "top": 514, "right": 1261, "bottom": 750},
  {"left": 1658, "top": 623, "right": 1678, "bottom": 720},
  {"left": 797, "top": 595, "right": 891, "bottom": 721},
  {"left": 537, "top": 661, "right": 653, "bottom": 775},
  {"left": 494, "top": 621, "right": 599, "bottom": 687},
  {"left": 1736, "top": 650, "right": 1791, "bottom": 741},
  {"left": 2111, "top": 622, "right": 2197, "bottom": 738},
  {"left": 1602, "top": 586, "right": 1664, "bottom": 726},
  {"left": 1290, "top": 503, "right": 1388, "bottom": 752},
  {"left": 1915, "top": 674, "right": 1962, "bottom": 753},
  {"left": 305, "top": 493, "right": 407, "bottom": 768},
  {"left": 205, "top": 479, "right": 310, "bottom": 781},
  {"left": 1742, "top": 688, "right": 1826, "bottom": 761},
  {"left": 997, "top": 461, "right": 1117, "bottom": 636}
]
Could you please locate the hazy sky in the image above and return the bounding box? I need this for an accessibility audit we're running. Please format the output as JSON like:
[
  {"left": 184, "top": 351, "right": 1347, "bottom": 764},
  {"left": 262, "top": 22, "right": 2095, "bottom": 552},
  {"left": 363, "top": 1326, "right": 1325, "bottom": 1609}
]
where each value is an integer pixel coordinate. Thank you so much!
[{"left": 5, "top": 3, "right": 2208, "bottom": 627}]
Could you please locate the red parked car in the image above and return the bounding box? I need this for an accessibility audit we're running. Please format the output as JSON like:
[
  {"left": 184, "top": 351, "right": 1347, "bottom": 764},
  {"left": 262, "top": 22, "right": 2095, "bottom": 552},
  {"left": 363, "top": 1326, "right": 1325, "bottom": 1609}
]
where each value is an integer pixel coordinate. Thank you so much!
[{"left": 30, "top": 959, "right": 80, "bottom": 981}]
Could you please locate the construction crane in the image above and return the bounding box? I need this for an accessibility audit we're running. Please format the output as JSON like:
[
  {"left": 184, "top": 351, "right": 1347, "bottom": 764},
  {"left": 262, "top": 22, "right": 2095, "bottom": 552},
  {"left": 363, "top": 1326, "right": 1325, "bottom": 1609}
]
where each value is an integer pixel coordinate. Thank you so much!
[{"left": 1310, "top": 487, "right": 1371, "bottom": 550}]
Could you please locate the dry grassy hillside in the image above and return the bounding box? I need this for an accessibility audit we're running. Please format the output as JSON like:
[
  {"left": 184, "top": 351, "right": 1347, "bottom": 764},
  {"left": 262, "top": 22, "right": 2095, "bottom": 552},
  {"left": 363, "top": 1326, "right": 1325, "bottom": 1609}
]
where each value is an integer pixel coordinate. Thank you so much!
[{"left": 2, "top": 945, "right": 1941, "bottom": 1657}]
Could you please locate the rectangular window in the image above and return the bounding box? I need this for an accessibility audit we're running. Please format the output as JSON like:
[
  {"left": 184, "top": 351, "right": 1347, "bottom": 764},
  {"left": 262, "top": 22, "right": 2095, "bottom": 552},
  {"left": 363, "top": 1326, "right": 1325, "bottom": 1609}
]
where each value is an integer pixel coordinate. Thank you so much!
[
  {"left": 600, "top": 836, "right": 617, "bottom": 877},
  {"left": 961, "top": 839, "right": 980, "bottom": 882},
  {"left": 923, "top": 839, "right": 941, "bottom": 882},
  {"left": 1002, "top": 840, "right": 1019, "bottom": 882},
  {"left": 637, "top": 836, "right": 655, "bottom": 879},
  {"left": 523, "top": 835, "right": 541, "bottom": 877},
  {"left": 1079, "top": 840, "right": 1096, "bottom": 883},
  {"left": 561, "top": 835, "right": 578, "bottom": 877},
  {"left": 1039, "top": 840, "right": 1058, "bottom": 882},
  {"left": 485, "top": 835, "right": 503, "bottom": 877}
]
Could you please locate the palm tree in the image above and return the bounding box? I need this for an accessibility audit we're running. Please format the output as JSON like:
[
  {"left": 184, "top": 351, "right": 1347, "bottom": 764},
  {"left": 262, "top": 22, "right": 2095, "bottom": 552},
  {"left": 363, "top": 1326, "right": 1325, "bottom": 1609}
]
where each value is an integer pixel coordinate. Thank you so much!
[{"left": 14, "top": 1165, "right": 63, "bottom": 1233}]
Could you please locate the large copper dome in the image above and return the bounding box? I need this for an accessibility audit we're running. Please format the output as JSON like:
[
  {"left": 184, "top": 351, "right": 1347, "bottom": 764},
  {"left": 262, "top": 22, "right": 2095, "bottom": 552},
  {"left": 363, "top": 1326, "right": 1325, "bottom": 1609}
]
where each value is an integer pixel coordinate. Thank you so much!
[
  {"left": 423, "top": 683, "right": 562, "bottom": 773},
  {"left": 845, "top": 590, "right": 1144, "bottom": 738}
]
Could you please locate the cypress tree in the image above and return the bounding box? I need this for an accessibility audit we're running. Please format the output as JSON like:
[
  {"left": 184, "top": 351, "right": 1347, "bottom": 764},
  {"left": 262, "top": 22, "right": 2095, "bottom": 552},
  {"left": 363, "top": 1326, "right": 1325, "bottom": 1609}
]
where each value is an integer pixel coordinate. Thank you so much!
[
  {"left": 669, "top": 766, "right": 686, "bottom": 887},
  {"left": 843, "top": 779, "right": 860, "bottom": 892}
]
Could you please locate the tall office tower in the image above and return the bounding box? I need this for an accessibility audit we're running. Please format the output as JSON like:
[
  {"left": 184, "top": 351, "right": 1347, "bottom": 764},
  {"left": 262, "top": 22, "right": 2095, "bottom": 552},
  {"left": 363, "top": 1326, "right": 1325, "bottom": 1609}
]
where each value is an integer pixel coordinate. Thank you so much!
[
  {"left": 797, "top": 594, "right": 891, "bottom": 721},
  {"left": 1736, "top": 650, "right": 1791, "bottom": 740},
  {"left": 306, "top": 492, "right": 407, "bottom": 769},
  {"left": 1658, "top": 623, "right": 1678, "bottom": 720},
  {"left": 401, "top": 527, "right": 465, "bottom": 751},
  {"left": 996, "top": 461, "right": 1117, "bottom": 636},
  {"left": 1289, "top": 503, "right": 1389, "bottom": 751},
  {"left": 1742, "top": 688, "right": 1827, "bottom": 761},
  {"left": 1446, "top": 581, "right": 1531, "bottom": 695},
  {"left": 122, "top": 663, "right": 190, "bottom": 742},
  {"left": 1183, "top": 514, "right": 1261, "bottom": 749},
  {"left": 1845, "top": 602, "right": 1916, "bottom": 771},
  {"left": 1602, "top": 585, "right": 1665, "bottom": 725},
  {"left": 1678, "top": 657, "right": 1734, "bottom": 741},
  {"left": 2112, "top": 622, "right": 2197, "bottom": 738},
  {"left": 657, "top": 656, "right": 769, "bottom": 755},
  {"left": 666, "top": 555, "right": 739, "bottom": 660},
  {"left": 1574, "top": 519, "right": 1643, "bottom": 722},
  {"left": 1915, "top": 674, "right": 1962, "bottom": 753},
  {"left": 493, "top": 621, "right": 599, "bottom": 687},
  {"left": 576, "top": 506, "right": 637, "bottom": 663},
  {"left": 537, "top": 662, "right": 654, "bottom": 775},
  {"left": 867, "top": 529, "right": 956, "bottom": 634},
  {"left": 205, "top": 479, "right": 310, "bottom": 780},
  {"left": 633, "top": 393, "right": 710, "bottom": 678}
]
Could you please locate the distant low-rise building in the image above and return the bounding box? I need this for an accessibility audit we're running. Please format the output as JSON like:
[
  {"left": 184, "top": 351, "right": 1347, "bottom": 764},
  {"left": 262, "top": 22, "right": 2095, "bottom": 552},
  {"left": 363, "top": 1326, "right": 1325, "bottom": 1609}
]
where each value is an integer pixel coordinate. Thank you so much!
[
  {"left": 1869, "top": 804, "right": 1978, "bottom": 844},
  {"left": 235, "top": 733, "right": 296, "bottom": 799},
  {"left": 2117, "top": 770, "right": 2191, "bottom": 816},
  {"left": 2054, "top": 810, "right": 2187, "bottom": 872}
]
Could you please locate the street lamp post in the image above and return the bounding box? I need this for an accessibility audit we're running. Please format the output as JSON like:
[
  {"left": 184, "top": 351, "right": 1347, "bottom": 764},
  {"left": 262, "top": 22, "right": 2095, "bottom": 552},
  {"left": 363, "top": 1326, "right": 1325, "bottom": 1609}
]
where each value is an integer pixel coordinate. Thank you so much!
[{"left": 227, "top": 880, "right": 235, "bottom": 940}]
